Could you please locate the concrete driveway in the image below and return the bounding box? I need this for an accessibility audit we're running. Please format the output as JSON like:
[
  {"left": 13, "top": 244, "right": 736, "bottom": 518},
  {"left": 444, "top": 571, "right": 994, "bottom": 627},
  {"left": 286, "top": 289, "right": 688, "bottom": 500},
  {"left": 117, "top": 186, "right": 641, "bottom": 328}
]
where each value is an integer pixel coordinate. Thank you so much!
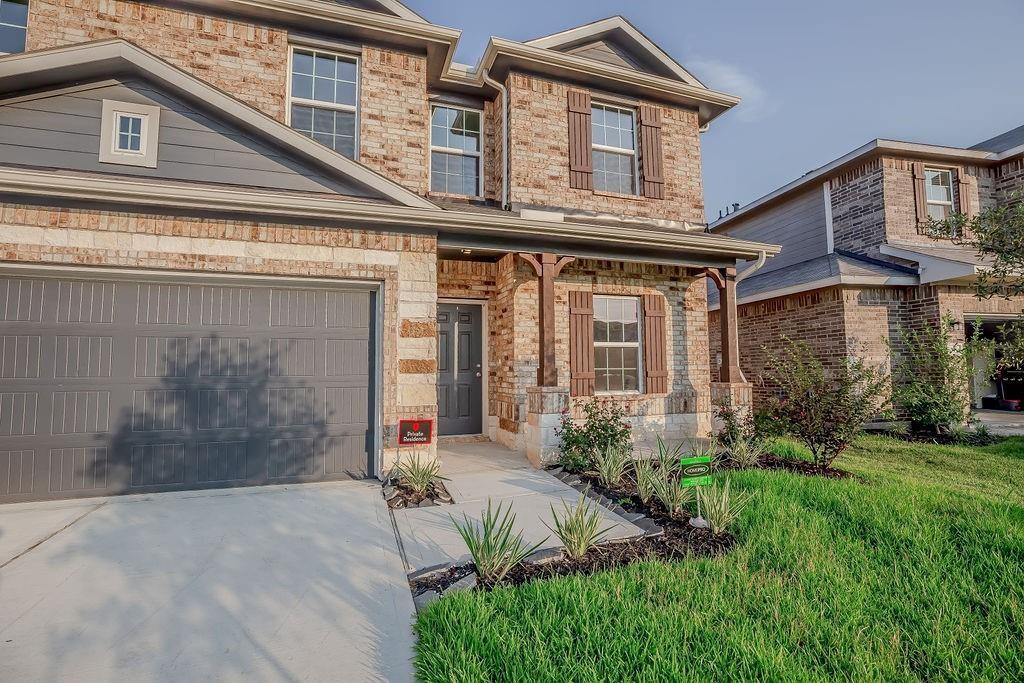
[{"left": 0, "top": 481, "right": 415, "bottom": 682}]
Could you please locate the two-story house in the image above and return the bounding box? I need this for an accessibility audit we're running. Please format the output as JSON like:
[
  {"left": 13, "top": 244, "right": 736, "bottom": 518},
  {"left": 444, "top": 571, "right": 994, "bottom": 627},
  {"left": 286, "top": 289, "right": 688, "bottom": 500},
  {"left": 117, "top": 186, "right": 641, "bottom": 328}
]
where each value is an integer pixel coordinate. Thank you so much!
[
  {"left": 0, "top": 0, "right": 777, "bottom": 503},
  {"left": 708, "top": 125, "right": 1024, "bottom": 410}
]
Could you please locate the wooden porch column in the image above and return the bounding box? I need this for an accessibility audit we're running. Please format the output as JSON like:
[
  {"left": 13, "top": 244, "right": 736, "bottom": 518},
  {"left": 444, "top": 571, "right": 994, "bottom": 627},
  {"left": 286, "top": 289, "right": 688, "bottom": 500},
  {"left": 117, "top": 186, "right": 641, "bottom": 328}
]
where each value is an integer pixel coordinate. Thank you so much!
[
  {"left": 708, "top": 266, "right": 745, "bottom": 383},
  {"left": 520, "top": 253, "right": 575, "bottom": 386}
]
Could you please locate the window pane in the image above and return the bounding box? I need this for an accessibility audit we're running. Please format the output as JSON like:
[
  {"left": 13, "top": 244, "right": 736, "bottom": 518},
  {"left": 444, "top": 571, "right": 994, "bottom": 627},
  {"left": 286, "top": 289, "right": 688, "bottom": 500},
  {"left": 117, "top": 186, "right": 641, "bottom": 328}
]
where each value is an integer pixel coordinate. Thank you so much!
[
  {"left": 464, "top": 110, "right": 481, "bottom": 134},
  {"left": 593, "top": 150, "right": 635, "bottom": 194},
  {"left": 926, "top": 170, "right": 952, "bottom": 202},
  {"left": 291, "top": 73, "right": 313, "bottom": 100},
  {"left": 0, "top": 0, "right": 28, "bottom": 28},
  {"left": 314, "top": 54, "right": 336, "bottom": 78},
  {"left": 430, "top": 150, "right": 478, "bottom": 195},
  {"left": 290, "top": 105, "right": 313, "bottom": 131},
  {"left": 336, "top": 58, "right": 357, "bottom": 84},
  {"left": 623, "top": 367, "right": 639, "bottom": 392},
  {"left": 927, "top": 203, "right": 949, "bottom": 221},
  {"left": 0, "top": 23, "right": 24, "bottom": 54},
  {"left": 335, "top": 81, "right": 357, "bottom": 107},
  {"left": 292, "top": 106, "right": 356, "bottom": 159},
  {"left": 606, "top": 371, "right": 623, "bottom": 392},
  {"left": 292, "top": 51, "right": 314, "bottom": 75}
]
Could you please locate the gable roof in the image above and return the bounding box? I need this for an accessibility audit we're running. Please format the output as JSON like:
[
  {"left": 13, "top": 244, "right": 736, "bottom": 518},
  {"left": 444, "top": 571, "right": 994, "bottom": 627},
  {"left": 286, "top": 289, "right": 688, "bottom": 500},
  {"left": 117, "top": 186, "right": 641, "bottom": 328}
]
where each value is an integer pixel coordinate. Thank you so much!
[
  {"left": 971, "top": 123, "right": 1024, "bottom": 154},
  {"left": 526, "top": 16, "right": 705, "bottom": 87},
  {"left": 340, "top": 0, "right": 426, "bottom": 22},
  {"left": 0, "top": 39, "right": 436, "bottom": 208}
]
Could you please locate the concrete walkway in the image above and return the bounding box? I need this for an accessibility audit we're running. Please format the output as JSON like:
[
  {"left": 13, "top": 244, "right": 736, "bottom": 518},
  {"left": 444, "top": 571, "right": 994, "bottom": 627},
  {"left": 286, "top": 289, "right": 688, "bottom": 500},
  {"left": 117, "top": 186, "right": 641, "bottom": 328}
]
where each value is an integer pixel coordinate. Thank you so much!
[
  {"left": 391, "top": 442, "right": 645, "bottom": 573},
  {"left": 0, "top": 482, "right": 416, "bottom": 682},
  {"left": 974, "top": 409, "right": 1024, "bottom": 436}
]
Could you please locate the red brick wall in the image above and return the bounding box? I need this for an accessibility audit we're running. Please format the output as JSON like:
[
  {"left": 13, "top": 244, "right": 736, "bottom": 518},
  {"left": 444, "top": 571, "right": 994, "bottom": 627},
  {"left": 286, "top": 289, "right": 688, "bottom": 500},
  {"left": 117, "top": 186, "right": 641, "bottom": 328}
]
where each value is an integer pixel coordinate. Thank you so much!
[
  {"left": 829, "top": 159, "right": 886, "bottom": 259},
  {"left": 27, "top": 0, "right": 290, "bottom": 121},
  {"left": 505, "top": 72, "right": 705, "bottom": 224}
]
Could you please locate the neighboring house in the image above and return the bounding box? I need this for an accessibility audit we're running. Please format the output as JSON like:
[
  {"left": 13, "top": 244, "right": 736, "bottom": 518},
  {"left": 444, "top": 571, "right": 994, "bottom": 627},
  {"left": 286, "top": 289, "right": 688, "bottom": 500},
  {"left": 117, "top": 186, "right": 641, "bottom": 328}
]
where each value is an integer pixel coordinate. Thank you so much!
[
  {"left": 0, "top": 0, "right": 776, "bottom": 503},
  {"left": 708, "top": 126, "right": 1024, "bottom": 408}
]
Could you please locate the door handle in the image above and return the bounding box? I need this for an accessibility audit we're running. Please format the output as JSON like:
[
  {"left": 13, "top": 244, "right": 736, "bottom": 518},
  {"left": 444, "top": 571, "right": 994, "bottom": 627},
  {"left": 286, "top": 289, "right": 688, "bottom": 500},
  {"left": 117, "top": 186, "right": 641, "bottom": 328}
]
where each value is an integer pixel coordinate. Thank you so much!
[{"left": 475, "top": 371, "right": 482, "bottom": 377}]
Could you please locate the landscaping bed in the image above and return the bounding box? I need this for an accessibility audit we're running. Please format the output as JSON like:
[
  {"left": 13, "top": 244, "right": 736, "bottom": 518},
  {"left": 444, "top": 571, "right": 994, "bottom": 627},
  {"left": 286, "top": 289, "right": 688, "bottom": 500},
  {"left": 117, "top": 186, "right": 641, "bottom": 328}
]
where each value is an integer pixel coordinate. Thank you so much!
[{"left": 383, "top": 479, "right": 453, "bottom": 509}]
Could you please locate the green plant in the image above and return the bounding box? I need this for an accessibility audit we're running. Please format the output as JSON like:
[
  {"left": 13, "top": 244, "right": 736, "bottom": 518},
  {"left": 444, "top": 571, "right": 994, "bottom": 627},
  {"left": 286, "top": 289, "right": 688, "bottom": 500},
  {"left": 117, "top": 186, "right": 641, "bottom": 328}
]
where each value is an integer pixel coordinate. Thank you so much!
[
  {"left": 592, "top": 443, "right": 631, "bottom": 488},
  {"left": 451, "top": 500, "right": 546, "bottom": 585},
  {"left": 556, "top": 400, "right": 632, "bottom": 472},
  {"left": 393, "top": 454, "right": 447, "bottom": 496},
  {"left": 729, "top": 436, "right": 765, "bottom": 469},
  {"left": 697, "top": 476, "right": 753, "bottom": 535},
  {"left": 544, "top": 493, "right": 614, "bottom": 560},
  {"left": 649, "top": 468, "right": 695, "bottom": 518},
  {"left": 764, "top": 338, "right": 890, "bottom": 468},
  {"left": 632, "top": 456, "right": 659, "bottom": 504},
  {"left": 652, "top": 435, "right": 683, "bottom": 475},
  {"left": 891, "top": 315, "right": 987, "bottom": 436}
]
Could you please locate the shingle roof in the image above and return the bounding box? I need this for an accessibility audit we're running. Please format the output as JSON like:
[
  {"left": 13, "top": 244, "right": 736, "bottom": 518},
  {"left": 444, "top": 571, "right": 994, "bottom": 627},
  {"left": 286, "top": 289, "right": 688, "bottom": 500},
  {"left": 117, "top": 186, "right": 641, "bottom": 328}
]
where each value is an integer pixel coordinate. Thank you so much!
[{"left": 970, "top": 124, "right": 1024, "bottom": 154}]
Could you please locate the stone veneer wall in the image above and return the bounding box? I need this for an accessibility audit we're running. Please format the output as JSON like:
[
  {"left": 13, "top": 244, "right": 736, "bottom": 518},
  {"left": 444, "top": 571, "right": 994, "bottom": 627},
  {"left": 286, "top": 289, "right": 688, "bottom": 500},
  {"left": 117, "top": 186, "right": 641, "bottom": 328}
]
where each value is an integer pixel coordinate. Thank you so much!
[
  {"left": 26, "top": 0, "right": 430, "bottom": 195},
  {"left": 492, "top": 257, "right": 712, "bottom": 450},
  {"left": 505, "top": 72, "right": 705, "bottom": 224},
  {"left": 0, "top": 203, "right": 438, "bottom": 471}
]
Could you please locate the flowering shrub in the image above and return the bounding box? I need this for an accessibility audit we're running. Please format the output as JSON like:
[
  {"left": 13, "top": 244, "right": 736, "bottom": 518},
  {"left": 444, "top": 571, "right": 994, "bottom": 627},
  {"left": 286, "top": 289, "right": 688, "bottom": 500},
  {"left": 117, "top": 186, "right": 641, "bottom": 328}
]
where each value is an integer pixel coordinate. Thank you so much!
[{"left": 556, "top": 400, "right": 632, "bottom": 472}]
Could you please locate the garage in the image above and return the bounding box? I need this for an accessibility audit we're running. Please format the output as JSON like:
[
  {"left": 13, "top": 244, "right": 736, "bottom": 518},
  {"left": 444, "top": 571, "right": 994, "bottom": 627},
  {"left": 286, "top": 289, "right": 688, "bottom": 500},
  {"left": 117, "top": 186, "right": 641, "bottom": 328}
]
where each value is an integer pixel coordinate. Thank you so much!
[{"left": 0, "top": 271, "right": 377, "bottom": 503}]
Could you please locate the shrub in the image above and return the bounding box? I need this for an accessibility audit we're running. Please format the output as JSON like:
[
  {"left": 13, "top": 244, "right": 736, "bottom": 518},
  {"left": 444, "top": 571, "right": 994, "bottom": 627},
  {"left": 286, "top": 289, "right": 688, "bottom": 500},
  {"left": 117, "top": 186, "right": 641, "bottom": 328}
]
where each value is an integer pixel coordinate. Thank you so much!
[
  {"left": 632, "top": 456, "right": 658, "bottom": 504},
  {"left": 653, "top": 435, "right": 683, "bottom": 473},
  {"left": 451, "top": 500, "right": 546, "bottom": 585},
  {"left": 728, "top": 436, "right": 764, "bottom": 469},
  {"left": 392, "top": 454, "right": 446, "bottom": 496},
  {"left": 545, "top": 493, "right": 614, "bottom": 560},
  {"left": 650, "top": 468, "right": 695, "bottom": 518},
  {"left": 698, "top": 476, "right": 753, "bottom": 535},
  {"left": 764, "top": 338, "right": 889, "bottom": 469},
  {"left": 592, "top": 444, "right": 631, "bottom": 488},
  {"left": 556, "top": 400, "right": 632, "bottom": 472},
  {"left": 713, "top": 398, "right": 749, "bottom": 447},
  {"left": 892, "top": 315, "right": 986, "bottom": 436}
]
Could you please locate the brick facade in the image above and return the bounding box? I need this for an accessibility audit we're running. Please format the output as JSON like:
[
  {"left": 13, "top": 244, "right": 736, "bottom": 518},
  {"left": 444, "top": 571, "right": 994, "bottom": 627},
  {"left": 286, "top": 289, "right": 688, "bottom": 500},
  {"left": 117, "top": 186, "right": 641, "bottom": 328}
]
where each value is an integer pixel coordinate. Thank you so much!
[{"left": 505, "top": 72, "right": 705, "bottom": 224}]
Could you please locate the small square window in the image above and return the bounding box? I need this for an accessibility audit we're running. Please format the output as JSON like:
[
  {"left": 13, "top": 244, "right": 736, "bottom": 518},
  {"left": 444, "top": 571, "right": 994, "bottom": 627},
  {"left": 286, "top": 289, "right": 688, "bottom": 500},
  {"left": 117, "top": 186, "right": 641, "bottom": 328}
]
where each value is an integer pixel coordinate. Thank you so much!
[{"left": 115, "top": 114, "right": 144, "bottom": 154}]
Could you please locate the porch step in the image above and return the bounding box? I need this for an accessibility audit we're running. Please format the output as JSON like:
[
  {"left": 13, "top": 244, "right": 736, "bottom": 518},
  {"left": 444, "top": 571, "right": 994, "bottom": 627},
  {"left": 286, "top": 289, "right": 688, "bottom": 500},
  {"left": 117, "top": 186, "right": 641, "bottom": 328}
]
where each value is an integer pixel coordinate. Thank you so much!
[{"left": 437, "top": 434, "right": 491, "bottom": 445}]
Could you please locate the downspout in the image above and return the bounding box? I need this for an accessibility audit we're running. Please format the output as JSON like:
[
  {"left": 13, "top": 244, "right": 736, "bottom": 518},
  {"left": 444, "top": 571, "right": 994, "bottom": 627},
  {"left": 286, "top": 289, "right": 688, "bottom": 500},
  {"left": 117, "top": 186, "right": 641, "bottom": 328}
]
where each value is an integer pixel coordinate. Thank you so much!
[
  {"left": 735, "top": 250, "right": 767, "bottom": 284},
  {"left": 481, "top": 68, "right": 509, "bottom": 209}
]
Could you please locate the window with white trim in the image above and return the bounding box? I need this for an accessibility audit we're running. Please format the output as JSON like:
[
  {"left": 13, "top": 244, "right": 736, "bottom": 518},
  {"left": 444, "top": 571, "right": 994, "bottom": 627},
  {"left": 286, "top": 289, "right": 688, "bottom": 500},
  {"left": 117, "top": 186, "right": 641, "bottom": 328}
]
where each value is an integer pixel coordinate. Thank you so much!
[
  {"left": 925, "top": 168, "right": 954, "bottom": 221},
  {"left": 593, "top": 296, "right": 643, "bottom": 393},
  {"left": 98, "top": 100, "right": 160, "bottom": 168},
  {"left": 430, "top": 104, "right": 482, "bottom": 196},
  {"left": 115, "top": 113, "right": 144, "bottom": 154},
  {"left": 0, "top": 0, "right": 27, "bottom": 55},
  {"left": 591, "top": 103, "right": 637, "bottom": 195},
  {"left": 288, "top": 47, "right": 358, "bottom": 159}
]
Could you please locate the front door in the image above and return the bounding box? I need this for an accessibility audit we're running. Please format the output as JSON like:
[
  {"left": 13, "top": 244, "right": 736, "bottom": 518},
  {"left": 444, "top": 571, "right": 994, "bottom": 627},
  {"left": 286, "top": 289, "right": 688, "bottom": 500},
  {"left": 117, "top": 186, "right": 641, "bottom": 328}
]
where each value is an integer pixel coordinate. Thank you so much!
[{"left": 437, "top": 303, "right": 483, "bottom": 435}]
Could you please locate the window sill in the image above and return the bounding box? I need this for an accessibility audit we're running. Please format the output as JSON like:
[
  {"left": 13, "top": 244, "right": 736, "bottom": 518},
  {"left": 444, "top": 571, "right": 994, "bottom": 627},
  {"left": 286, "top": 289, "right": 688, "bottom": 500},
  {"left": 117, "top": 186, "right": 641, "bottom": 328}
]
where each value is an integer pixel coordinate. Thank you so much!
[
  {"left": 427, "top": 191, "right": 486, "bottom": 202},
  {"left": 592, "top": 189, "right": 647, "bottom": 201}
]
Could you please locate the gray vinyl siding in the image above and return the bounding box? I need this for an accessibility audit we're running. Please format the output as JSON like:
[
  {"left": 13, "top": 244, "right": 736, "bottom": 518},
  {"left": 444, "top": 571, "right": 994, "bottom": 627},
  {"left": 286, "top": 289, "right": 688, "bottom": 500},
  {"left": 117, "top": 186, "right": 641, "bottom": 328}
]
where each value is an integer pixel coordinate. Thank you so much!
[
  {"left": 0, "top": 79, "right": 372, "bottom": 197},
  {"left": 566, "top": 39, "right": 652, "bottom": 73},
  {"left": 720, "top": 186, "right": 829, "bottom": 277}
]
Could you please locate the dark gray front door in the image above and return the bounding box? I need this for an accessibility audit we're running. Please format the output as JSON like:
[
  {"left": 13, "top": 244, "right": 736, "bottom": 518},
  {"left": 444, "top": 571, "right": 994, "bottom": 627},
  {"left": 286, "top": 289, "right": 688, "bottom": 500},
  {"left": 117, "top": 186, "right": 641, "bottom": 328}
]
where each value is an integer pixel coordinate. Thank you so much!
[
  {"left": 0, "top": 273, "right": 376, "bottom": 503},
  {"left": 437, "top": 303, "right": 483, "bottom": 435}
]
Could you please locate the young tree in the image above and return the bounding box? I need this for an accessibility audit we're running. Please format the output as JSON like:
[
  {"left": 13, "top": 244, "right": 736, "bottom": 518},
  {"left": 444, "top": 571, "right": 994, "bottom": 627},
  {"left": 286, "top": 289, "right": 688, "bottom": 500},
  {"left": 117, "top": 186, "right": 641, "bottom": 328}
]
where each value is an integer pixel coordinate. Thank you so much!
[
  {"left": 764, "top": 339, "right": 890, "bottom": 469},
  {"left": 931, "top": 194, "right": 1024, "bottom": 368}
]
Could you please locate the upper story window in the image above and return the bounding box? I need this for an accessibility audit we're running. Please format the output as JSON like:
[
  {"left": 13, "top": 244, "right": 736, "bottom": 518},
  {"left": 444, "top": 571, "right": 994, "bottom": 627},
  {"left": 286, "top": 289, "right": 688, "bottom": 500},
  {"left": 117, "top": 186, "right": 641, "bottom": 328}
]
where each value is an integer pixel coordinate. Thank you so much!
[
  {"left": 288, "top": 48, "right": 358, "bottom": 159},
  {"left": 98, "top": 100, "right": 160, "bottom": 168},
  {"left": 0, "top": 0, "right": 27, "bottom": 55},
  {"left": 430, "top": 105, "right": 482, "bottom": 196},
  {"left": 925, "top": 168, "right": 954, "bottom": 221},
  {"left": 593, "top": 295, "right": 643, "bottom": 393},
  {"left": 591, "top": 103, "right": 638, "bottom": 195},
  {"left": 115, "top": 113, "right": 144, "bottom": 153}
]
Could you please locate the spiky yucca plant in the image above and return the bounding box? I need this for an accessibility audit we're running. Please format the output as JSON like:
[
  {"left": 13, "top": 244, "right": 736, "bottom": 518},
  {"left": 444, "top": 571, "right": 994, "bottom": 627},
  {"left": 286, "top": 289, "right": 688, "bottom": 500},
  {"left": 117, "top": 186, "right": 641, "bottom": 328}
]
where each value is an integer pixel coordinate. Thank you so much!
[
  {"left": 545, "top": 493, "right": 614, "bottom": 560},
  {"left": 698, "top": 476, "right": 753, "bottom": 535},
  {"left": 729, "top": 436, "right": 765, "bottom": 469},
  {"left": 393, "top": 454, "right": 447, "bottom": 496},
  {"left": 451, "top": 500, "right": 545, "bottom": 584},
  {"left": 650, "top": 469, "right": 695, "bottom": 517},
  {"left": 632, "top": 456, "right": 659, "bottom": 504},
  {"left": 592, "top": 444, "right": 631, "bottom": 488}
]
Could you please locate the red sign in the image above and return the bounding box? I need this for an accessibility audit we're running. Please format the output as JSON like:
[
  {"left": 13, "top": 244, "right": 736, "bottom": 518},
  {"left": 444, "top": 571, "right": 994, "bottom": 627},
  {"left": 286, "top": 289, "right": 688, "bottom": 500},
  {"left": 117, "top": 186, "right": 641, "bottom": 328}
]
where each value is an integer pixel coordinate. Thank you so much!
[{"left": 398, "top": 419, "right": 433, "bottom": 445}]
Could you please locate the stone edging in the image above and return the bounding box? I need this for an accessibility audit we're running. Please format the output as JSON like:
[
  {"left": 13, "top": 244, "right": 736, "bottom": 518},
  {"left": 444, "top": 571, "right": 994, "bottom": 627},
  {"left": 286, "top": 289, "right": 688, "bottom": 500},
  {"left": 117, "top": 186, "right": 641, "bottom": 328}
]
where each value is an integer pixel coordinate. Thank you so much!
[{"left": 546, "top": 467, "right": 665, "bottom": 538}]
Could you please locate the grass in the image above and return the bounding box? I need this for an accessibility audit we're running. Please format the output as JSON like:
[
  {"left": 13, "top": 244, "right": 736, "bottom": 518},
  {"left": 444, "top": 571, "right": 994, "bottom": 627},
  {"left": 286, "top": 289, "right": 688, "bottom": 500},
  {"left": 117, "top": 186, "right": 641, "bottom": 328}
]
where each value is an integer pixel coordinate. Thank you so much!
[{"left": 414, "top": 435, "right": 1024, "bottom": 681}]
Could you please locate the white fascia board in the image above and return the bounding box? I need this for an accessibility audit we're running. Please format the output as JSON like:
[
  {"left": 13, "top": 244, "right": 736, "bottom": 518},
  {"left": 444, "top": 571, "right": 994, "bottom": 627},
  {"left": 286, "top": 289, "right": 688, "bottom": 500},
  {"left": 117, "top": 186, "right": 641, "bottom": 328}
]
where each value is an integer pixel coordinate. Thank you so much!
[{"left": 879, "top": 244, "right": 980, "bottom": 284}]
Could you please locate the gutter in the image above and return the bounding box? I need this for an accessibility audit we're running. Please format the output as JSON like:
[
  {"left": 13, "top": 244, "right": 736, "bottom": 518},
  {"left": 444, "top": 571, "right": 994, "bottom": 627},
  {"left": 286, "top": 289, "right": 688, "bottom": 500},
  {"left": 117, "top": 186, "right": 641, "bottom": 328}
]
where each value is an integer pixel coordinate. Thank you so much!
[
  {"left": 735, "top": 250, "right": 767, "bottom": 283},
  {"left": 480, "top": 68, "right": 509, "bottom": 209},
  {"left": 0, "top": 168, "right": 780, "bottom": 260}
]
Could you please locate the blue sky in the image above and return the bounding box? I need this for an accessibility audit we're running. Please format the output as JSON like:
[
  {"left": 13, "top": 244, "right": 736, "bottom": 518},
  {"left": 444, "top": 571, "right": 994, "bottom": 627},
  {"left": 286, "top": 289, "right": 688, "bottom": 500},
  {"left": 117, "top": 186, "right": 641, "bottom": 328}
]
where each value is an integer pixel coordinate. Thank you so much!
[{"left": 405, "top": 0, "right": 1024, "bottom": 222}]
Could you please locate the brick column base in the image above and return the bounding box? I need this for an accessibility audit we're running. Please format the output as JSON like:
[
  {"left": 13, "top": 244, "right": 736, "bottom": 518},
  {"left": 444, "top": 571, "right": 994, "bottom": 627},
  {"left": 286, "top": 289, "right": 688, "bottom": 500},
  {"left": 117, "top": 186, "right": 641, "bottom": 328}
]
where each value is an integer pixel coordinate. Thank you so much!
[
  {"left": 525, "top": 386, "right": 570, "bottom": 467},
  {"left": 710, "top": 381, "right": 754, "bottom": 432}
]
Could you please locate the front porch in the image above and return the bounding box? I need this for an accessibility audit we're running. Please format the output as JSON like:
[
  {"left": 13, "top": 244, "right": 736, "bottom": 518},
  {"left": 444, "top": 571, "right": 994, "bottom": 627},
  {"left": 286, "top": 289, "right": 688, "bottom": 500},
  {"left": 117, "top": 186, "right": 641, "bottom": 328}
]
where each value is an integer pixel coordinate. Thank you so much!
[{"left": 427, "top": 247, "right": 754, "bottom": 468}]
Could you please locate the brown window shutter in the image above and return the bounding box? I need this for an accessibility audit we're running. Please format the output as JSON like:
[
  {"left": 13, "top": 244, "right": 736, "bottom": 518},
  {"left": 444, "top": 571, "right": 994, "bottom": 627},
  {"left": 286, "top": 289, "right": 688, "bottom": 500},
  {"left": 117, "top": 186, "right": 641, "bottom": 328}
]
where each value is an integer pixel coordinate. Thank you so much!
[
  {"left": 955, "top": 169, "right": 976, "bottom": 218},
  {"left": 568, "top": 290, "right": 595, "bottom": 397},
  {"left": 638, "top": 105, "right": 665, "bottom": 199},
  {"left": 912, "top": 162, "right": 928, "bottom": 225},
  {"left": 641, "top": 294, "right": 668, "bottom": 394},
  {"left": 567, "top": 90, "right": 593, "bottom": 190}
]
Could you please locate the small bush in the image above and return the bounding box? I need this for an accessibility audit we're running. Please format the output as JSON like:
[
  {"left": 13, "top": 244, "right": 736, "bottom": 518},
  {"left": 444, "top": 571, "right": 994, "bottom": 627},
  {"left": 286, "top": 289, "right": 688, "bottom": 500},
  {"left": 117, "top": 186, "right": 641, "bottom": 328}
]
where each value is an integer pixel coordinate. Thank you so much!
[
  {"left": 592, "top": 443, "right": 631, "bottom": 488},
  {"left": 451, "top": 500, "right": 545, "bottom": 585},
  {"left": 728, "top": 436, "right": 764, "bottom": 469},
  {"left": 892, "top": 315, "right": 985, "bottom": 437},
  {"left": 545, "top": 492, "right": 614, "bottom": 560},
  {"left": 698, "top": 476, "right": 753, "bottom": 535},
  {"left": 556, "top": 400, "right": 632, "bottom": 472},
  {"left": 650, "top": 468, "right": 695, "bottom": 518},
  {"left": 653, "top": 435, "right": 683, "bottom": 474},
  {"left": 764, "top": 338, "right": 889, "bottom": 469},
  {"left": 632, "top": 456, "right": 659, "bottom": 504},
  {"left": 392, "top": 454, "right": 446, "bottom": 496}
]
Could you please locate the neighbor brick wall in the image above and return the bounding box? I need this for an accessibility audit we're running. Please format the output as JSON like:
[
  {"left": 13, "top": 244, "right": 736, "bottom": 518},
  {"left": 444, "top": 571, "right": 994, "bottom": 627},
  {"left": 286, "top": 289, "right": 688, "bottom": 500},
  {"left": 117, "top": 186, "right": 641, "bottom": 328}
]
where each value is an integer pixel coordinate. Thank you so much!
[
  {"left": 0, "top": 202, "right": 438, "bottom": 469},
  {"left": 505, "top": 72, "right": 705, "bottom": 224},
  {"left": 829, "top": 159, "right": 886, "bottom": 259},
  {"left": 997, "top": 158, "right": 1024, "bottom": 206},
  {"left": 26, "top": 0, "right": 289, "bottom": 121}
]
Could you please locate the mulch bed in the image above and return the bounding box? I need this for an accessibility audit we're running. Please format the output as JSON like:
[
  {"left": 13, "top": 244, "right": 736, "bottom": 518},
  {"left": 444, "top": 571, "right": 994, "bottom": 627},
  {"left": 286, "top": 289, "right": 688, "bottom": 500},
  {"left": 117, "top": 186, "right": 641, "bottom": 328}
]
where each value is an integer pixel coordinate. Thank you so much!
[
  {"left": 384, "top": 480, "right": 454, "bottom": 509},
  {"left": 410, "top": 564, "right": 475, "bottom": 595}
]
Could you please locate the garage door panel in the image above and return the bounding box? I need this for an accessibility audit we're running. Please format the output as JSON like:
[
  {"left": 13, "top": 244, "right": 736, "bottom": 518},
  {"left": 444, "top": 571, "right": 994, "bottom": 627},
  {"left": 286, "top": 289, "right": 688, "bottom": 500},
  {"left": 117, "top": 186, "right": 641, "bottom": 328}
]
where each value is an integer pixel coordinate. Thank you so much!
[{"left": 0, "top": 274, "right": 375, "bottom": 502}]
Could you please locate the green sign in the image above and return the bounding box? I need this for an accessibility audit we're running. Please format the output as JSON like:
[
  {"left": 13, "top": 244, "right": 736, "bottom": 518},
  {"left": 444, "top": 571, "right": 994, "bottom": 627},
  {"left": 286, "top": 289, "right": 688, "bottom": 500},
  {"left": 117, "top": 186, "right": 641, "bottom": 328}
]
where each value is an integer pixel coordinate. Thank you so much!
[{"left": 679, "top": 455, "right": 712, "bottom": 488}]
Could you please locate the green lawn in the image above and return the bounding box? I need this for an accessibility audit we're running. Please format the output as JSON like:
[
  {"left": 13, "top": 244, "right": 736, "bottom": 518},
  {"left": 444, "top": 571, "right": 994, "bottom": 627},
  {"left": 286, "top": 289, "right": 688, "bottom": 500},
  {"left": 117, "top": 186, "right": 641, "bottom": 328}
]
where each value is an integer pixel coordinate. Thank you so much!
[{"left": 414, "top": 435, "right": 1024, "bottom": 681}]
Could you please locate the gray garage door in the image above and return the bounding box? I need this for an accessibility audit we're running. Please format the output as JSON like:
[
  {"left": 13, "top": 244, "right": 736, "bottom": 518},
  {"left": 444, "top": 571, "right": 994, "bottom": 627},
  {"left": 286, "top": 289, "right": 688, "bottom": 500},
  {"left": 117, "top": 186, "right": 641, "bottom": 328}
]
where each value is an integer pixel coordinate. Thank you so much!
[{"left": 0, "top": 273, "right": 376, "bottom": 503}]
